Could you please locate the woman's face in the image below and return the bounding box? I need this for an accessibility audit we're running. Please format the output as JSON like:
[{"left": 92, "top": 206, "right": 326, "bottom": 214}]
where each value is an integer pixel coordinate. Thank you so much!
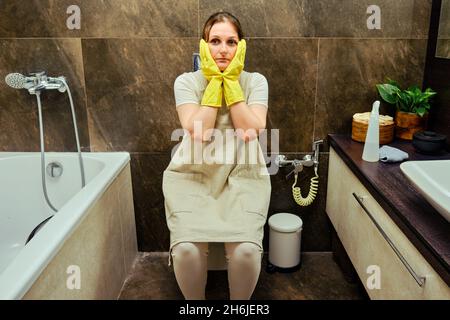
[{"left": 208, "top": 20, "right": 239, "bottom": 72}]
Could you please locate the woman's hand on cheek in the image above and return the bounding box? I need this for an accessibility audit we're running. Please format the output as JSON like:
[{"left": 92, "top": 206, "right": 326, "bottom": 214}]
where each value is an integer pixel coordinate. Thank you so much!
[
  {"left": 198, "top": 38, "right": 247, "bottom": 107},
  {"left": 223, "top": 39, "right": 246, "bottom": 76},
  {"left": 199, "top": 39, "right": 221, "bottom": 74},
  {"left": 223, "top": 39, "right": 246, "bottom": 107},
  {"left": 199, "top": 39, "right": 223, "bottom": 107}
]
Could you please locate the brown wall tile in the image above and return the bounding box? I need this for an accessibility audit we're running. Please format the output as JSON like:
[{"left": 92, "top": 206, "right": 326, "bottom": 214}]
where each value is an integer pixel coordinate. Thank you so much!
[
  {"left": 82, "top": 38, "right": 198, "bottom": 152},
  {"left": 246, "top": 39, "right": 318, "bottom": 152},
  {"left": 200, "top": 0, "right": 431, "bottom": 38},
  {"left": 438, "top": 0, "right": 450, "bottom": 38},
  {"left": 310, "top": 0, "right": 432, "bottom": 38},
  {"left": 130, "top": 153, "right": 171, "bottom": 251},
  {"left": 200, "top": 0, "right": 313, "bottom": 37},
  {"left": 0, "top": 0, "right": 198, "bottom": 38}
]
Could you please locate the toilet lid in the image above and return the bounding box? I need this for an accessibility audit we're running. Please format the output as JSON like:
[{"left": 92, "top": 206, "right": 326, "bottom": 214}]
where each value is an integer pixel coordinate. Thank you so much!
[{"left": 268, "top": 213, "right": 303, "bottom": 233}]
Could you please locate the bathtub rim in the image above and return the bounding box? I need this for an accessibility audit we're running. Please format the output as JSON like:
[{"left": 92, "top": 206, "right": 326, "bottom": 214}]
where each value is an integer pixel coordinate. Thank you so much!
[{"left": 0, "top": 151, "right": 131, "bottom": 300}]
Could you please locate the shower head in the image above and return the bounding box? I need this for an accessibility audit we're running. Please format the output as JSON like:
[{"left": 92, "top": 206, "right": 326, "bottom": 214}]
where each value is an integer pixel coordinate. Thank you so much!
[
  {"left": 4, "top": 71, "right": 66, "bottom": 94},
  {"left": 5, "top": 72, "right": 28, "bottom": 89}
]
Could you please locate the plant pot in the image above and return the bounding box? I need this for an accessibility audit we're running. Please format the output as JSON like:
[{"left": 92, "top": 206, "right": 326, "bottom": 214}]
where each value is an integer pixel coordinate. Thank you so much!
[{"left": 395, "top": 111, "right": 428, "bottom": 140}]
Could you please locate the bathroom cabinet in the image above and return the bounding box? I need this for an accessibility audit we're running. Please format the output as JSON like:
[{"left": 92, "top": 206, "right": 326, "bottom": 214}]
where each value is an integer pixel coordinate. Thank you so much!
[{"left": 326, "top": 141, "right": 450, "bottom": 299}]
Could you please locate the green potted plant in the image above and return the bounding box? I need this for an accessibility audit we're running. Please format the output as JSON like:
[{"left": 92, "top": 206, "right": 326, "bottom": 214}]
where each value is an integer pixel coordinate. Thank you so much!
[{"left": 376, "top": 78, "right": 437, "bottom": 140}]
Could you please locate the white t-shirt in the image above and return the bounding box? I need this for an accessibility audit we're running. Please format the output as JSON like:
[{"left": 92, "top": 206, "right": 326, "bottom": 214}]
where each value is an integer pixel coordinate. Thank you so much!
[{"left": 174, "top": 70, "right": 269, "bottom": 109}]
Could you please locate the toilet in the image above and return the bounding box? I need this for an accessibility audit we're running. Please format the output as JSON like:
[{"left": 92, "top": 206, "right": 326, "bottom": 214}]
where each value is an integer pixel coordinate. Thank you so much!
[{"left": 207, "top": 242, "right": 228, "bottom": 270}]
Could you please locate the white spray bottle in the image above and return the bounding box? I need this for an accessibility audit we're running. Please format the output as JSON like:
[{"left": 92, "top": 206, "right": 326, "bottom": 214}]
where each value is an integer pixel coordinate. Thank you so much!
[{"left": 362, "top": 100, "right": 380, "bottom": 162}]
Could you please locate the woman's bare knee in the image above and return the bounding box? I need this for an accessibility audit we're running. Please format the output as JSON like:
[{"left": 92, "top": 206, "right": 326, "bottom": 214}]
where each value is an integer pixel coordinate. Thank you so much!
[
  {"left": 229, "top": 242, "right": 261, "bottom": 262},
  {"left": 172, "top": 242, "right": 200, "bottom": 260}
]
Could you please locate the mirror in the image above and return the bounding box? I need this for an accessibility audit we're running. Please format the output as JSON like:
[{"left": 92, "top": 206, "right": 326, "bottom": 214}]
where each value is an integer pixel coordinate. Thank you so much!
[{"left": 436, "top": 0, "right": 450, "bottom": 58}]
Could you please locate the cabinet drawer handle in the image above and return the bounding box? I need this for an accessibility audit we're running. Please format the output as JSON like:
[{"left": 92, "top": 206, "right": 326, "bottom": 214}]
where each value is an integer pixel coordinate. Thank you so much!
[{"left": 352, "top": 192, "right": 426, "bottom": 287}]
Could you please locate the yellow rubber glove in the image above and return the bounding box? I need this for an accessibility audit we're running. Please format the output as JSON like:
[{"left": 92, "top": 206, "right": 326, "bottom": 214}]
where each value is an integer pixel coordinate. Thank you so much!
[
  {"left": 199, "top": 39, "right": 246, "bottom": 108},
  {"left": 222, "top": 39, "right": 246, "bottom": 107},
  {"left": 199, "top": 38, "right": 223, "bottom": 107}
]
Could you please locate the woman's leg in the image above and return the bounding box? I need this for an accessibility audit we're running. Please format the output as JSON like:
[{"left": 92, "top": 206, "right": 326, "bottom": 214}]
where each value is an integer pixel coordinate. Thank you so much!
[
  {"left": 171, "top": 242, "right": 209, "bottom": 300},
  {"left": 224, "top": 242, "right": 263, "bottom": 300}
]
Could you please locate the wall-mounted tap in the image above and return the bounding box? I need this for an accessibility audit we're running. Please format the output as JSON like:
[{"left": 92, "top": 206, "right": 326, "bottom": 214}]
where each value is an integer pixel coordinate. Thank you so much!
[
  {"left": 276, "top": 154, "right": 315, "bottom": 167},
  {"left": 275, "top": 139, "right": 323, "bottom": 178},
  {"left": 276, "top": 139, "right": 323, "bottom": 207}
]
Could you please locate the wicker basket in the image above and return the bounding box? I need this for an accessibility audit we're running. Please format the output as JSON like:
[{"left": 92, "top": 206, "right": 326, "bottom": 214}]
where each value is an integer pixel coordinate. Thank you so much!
[{"left": 352, "top": 112, "right": 394, "bottom": 145}]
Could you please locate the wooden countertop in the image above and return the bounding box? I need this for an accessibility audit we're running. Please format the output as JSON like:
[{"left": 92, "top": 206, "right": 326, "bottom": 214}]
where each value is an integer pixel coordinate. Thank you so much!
[{"left": 328, "top": 134, "right": 450, "bottom": 286}]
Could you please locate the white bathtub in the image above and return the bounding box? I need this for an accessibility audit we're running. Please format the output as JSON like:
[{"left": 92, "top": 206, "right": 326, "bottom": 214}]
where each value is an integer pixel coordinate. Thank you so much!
[{"left": 0, "top": 152, "right": 134, "bottom": 299}]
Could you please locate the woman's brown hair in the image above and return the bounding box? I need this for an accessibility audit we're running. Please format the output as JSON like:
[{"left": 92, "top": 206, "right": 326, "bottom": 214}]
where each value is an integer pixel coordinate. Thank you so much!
[{"left": 202, "top": 11, "right": 244, "bottom": 41}]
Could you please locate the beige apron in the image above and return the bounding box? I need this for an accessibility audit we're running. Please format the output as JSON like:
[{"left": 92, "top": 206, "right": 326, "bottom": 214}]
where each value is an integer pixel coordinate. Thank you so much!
[{"left": 162, "top": 100, "right": 271, "bottom": 268}]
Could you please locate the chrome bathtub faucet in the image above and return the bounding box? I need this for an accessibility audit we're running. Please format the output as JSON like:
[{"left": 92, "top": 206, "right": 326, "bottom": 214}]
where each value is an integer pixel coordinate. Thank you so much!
[
  {"left": 5, "top": 71, "right": 67, "bottom": 95},
  {"left": 4, "top": 70, "right": 86, "bottom": 214}
]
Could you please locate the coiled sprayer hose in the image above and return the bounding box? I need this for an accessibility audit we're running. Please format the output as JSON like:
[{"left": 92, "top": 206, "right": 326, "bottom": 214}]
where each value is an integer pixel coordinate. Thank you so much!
[{"left": 292, "top": 165, "right": 319, "bottom": 206}]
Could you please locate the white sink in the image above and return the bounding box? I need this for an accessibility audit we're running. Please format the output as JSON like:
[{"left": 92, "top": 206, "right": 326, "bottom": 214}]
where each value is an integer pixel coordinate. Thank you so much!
[{"left": 400, "top": 160, "right": 450, "bottom": 222}]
